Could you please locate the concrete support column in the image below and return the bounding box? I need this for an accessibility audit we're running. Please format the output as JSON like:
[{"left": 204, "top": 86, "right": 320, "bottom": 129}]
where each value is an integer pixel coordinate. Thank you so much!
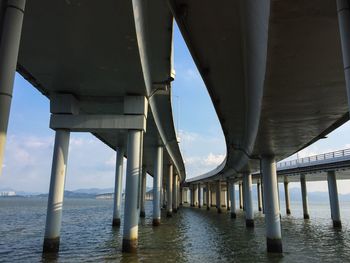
[
  {"left": 166, "top": 164, "right": 173, "bottom": 217},
  {"left": 284, "top": 180, "right": 291, "bottom": 215},
  {"left": 176, "top": 179, "right": 180, "bottom": 210},
  {"left": 164, "top": 182, "right": 167, "bottom": 208},
  {"left": 198, "top": 184, "right": 202, "bottom": 208},
  {"left": 216, "top": 180, "right": 222, "bottom": 213},
  {"left": 173, "top": 174, "right": 178, "bottom": 212},
  {"left": 194, "top": 184, "right": 198, "bottom": 207},
  {"left": 180, "top": 186, "right": 183, "bottom": 206},
  {"left": 122, "top": 130, "right": 143, "bottom": 252},
  {"left": 152, "top": 146, "right": 163, "bottom": 226},
  {"left": 112, "top": 147, "right": 125, "bottom": 226},
  {"left": 43, "top": 130, "right": 70, "bottom": 253},
  {"left": 261, "top": 156, "right": 283, "bottom": 253},
  {"left": 206, "top": 182, "right": 210, "bottom": 210},
  {"left": 300, "top": 175, "right": 310, "bottom": 219},
  {"left": 140, "top": 167, "right": 147, "bottom": 218},
  {"left": 337, "top": 0, "right": 350, "bottom": 110},
  {"left": 327, "top": 171, "right": 342, "bottom": 228},
  {"left": 209, "top": 184, "right": 213, "bottom": 207},
  {"left": 230, "top": 181, "right": 236, "bottom": 218},
  {"left": 0, "top": 0, "right": 26, "bottom": 176},
  {"left": 226, "top": 180, "right": 230, "bottom": 210},
  {"left": 239, "top": 182, "right": 243, "bottom": 209},
  {"left": 257, "top": 180, "right": 262, "bottom": 212},
  {"left": 243, "top": 173, "right": 254, "bottom": 227},
  {"left": 190, "top": 186, "right": 193, "bottom": 206},
  {"left": 261, "top": 181, "right": 265, "bottom": 214}
]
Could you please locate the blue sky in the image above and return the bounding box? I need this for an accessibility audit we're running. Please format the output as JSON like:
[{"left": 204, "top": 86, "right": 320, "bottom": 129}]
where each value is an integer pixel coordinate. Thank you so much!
[{"left": 1, "top": 25, "right": 350, "bottom": 194}]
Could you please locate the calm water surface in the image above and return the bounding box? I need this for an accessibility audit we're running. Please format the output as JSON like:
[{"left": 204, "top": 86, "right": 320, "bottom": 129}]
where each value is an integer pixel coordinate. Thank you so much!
[{"left": 1, "top": 198, "right": 350, "bottom": 262}]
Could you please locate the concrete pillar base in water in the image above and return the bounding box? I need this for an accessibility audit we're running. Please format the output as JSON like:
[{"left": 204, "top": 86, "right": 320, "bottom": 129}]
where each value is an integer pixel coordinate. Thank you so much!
[
  {"left": 267, "top": 238, "right": 283, "bottom": 253},
  {"left": 112, "top": 218, "right": 121, "bottom": 227},
  {"left": 122, "top": 239, "right": 137, "bottom": 253},
  {"left": 333, "top": 220, "right": 342, "bottom": 228},
  {"left": 113, "top": 147, "right": 124, "bottom": 228},
  {"left": 231, "top": 212, "right": 237, "bottom": 219},
  {"left": 300, "top": 175, "right": 310, "bottom": 220},
  {"left": 327, "top": 170, "right": 342, "bottom": 228},
  {"left": 173, "top": 208, "right": 178, "bottom": 213},
  {"left": 140, "top": 167, "right": 147, "bottom": 219},
  {"left": 243, "top": 173, "right": 254, "bottom": 228},
  {"left": 152, "top": 146, "right": 163, "bottom": 227},
  {"left": 152, "top": 218, "right": 161, "bottom": 226},
  {"left": 122, "top": 130, "right": 143, "bottom": 253},
  {"left": 166, "top": 211, "right": 172, "bottom": 217},
  {"left": 216, "top": 180, "right": 222, "bottom": 213},
  {"left": 246, "top": 219, "right": 254, "bottom": 228},
  {"left": 43, "top": 130, "right": 70, "bottom": 254},
  {"left": 207, "top": 206, "right": 210, "bottom": 211},
  {"left": 262, "top": 156, "right": 283, "bottom": 253},
  {"left": 286, "top": 208, "right": 291, "bottom": 215},
  {"left": 43, "top": 237, "right": 60, "bottom": 253}
]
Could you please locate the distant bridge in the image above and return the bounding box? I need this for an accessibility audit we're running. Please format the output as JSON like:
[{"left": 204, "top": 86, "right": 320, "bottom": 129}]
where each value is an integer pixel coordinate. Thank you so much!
[{"left": 185, "top": 148, "right": 350, "bottom": 236}]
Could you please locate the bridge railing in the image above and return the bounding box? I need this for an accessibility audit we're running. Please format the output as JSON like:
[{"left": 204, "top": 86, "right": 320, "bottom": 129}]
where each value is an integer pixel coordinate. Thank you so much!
[{"left": 276, "top": 148, "right": 350, "bottom": 168}]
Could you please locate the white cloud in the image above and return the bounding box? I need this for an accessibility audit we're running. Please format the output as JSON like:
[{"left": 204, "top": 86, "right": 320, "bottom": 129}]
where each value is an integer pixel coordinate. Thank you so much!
[
  {"left": 203, "top": 153, "right": 225, "bottom": 166},
  {"left": 0, "top": 133, "right": 116, "bottom": 192}
]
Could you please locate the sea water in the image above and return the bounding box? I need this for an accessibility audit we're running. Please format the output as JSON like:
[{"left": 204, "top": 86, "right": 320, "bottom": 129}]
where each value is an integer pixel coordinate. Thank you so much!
[{"left": 1, "top": 197, "right": 350, "bottom": 262}]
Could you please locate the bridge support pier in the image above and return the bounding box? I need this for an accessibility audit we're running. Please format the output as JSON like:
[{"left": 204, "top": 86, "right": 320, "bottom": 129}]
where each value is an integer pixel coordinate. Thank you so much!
[
  {"left": 239, "top": 182, "right": 243, "bottom": 209},
  {"left": 122, "top": 130, "right": 143, "bottom": 252},
  {"left": 152, "top": 146, "right": 163, "bottom": 226},
  {"left": 284, "top": 180, "right": 291, "bottom": 215},
  {"left": 173, "top": 174, "right": 178, "bottom": 212},
  {"left": 243, "top": 173, "right": 254, "bottom": 227},
  {"left": 198, "top": 183, "right": 202, "bottom": 208},
  {"left": 230, "top": 180, "right": 237, "bottom": 218},
  {"left": 216, "top": 180, "right": 222, "bottom": 213},
  {"left": 140, "top": 167, "right": 147, "bottom": 218},
  {"left": 177, "top": 179, "right": 180, "bottom": 210},
  {"left": 327, "top": 171, "right": 342, "bottom": 228},
  {"left": 300, "top": 175, "right": 310, "bottom": 219},
  {"left": 166, "top": 164, "right": 173, "bottom": 217},
  {"left": 190, "top": 185, "right": 194, "bottom": 207},
  {"left": 226, "top": 180, "right": 230, "bottom": 210},
  {"left": 262, "top": 156, "right": 283, "bottom": 253},
  {"left": 206, "top": 183, "right": 210, "bottom": 210},
  {"left": 112, "top": 147, "right": 125, "bottom": 226},
  {"left": 0, "top": 0, "right": 26, "bottom": 176},
  {"left": 180, "top": 186, "right": 183, "bottom": 206},
  {"left": 43, "top": 130, "right": 70, "bottom": 253},
  {"left": 257, "top": 180, "right": 262, "bottom": 212}
]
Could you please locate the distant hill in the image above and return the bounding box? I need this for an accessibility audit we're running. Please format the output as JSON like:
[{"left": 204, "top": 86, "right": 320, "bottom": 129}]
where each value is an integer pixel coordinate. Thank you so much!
[
  {"left": 37, "top": 190, "right": 95, "bottom": 198},
  {"left": 72, "top": 188, "right": 114, "bottom": 195}
]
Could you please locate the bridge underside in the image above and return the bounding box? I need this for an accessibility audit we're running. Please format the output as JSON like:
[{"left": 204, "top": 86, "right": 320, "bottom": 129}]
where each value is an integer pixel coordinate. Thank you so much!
[
  {"left": 171, "top": 0, "right": 348, "bottom": 181},
  {"left": 17, "top": 0, "right": 184, "bottom": 179}
]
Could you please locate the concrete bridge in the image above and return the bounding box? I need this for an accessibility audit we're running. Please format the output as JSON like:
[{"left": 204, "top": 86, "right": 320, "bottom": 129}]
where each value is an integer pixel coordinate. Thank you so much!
[
  {"left": 1, "top": 0, "right": 350, "bottom": 255},
  {"left": 185, "top": 148, "right": 350, "bottom": 231}
]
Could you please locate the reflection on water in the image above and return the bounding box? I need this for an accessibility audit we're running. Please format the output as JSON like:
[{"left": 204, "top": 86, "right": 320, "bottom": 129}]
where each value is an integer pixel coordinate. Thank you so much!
[{"left": 1, "top": 198, "right": 350, "bottom": 262}]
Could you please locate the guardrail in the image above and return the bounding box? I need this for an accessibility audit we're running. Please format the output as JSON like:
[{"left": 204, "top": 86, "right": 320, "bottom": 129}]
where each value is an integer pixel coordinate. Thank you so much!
[{"left": 276, "top": 148, "right": 350, "bottom": 168}]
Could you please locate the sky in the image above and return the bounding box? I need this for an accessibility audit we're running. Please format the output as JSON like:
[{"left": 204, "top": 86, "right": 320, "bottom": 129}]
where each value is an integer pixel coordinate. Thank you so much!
[{"left": 1, "top": 25, "right": 350, "bottom": 194}]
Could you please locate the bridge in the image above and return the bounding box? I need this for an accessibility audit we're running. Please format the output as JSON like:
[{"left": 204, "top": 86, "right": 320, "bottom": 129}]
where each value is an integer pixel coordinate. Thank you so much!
[
  {"left": 0, "top": 0, "right": 350, "bottom": 255},
  {"left": 184, "top": 148, "right": 350, "bottom": 229}
]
